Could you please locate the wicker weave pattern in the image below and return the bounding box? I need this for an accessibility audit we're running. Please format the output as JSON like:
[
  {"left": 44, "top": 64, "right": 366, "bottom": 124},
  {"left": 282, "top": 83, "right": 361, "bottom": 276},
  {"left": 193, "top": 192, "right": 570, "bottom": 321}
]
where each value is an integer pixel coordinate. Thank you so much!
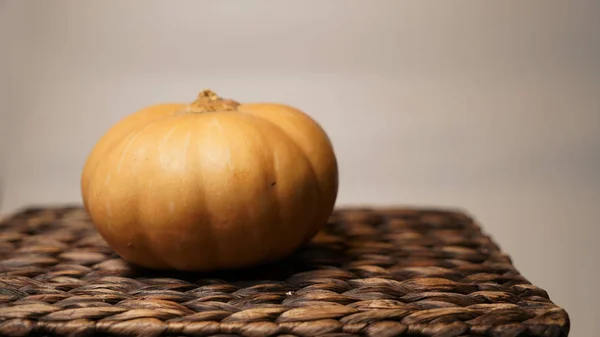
[{"left": 0, "top": 206, "right": 569, "bottom": 337}]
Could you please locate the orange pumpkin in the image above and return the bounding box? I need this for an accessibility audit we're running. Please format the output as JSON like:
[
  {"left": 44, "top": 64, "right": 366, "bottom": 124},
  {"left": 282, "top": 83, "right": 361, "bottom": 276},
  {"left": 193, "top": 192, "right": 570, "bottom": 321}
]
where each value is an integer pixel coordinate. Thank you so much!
[{"left": 81, "top": 90, "right": 338, "bottom": 271}]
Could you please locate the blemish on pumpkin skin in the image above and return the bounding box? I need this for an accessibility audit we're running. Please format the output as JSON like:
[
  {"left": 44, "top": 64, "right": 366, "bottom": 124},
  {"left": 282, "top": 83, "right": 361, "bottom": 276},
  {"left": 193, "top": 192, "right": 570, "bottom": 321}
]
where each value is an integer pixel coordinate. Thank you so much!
[
  {"left": 208, "top": 117, "right": 224, "bottom": 132},
  {"left": 168, "top": 201, "right": 175, "bottom": 213},
  {"left": 205, "top": 150, "right": 217, "bottom": 164},
  {"left": 117, "top": 130, "right": 143, "bottom": 173},
  {"left": 273, "top": 152, "right": 280, "bottom": 170},
  {"left": 105, "top": 201, "right": 113, "bottom": 217},
  {"left": 224, "top": 146, "right": 232, "bottom": 170},
  {"left": 234, "top": 171, "right": 248, "bottom": 180},
  {"left": 207, "top": 117, "right": 232, "bottom": 170},
  {"left": 181, "top": 131, "right": 191, "bottom": 169},
  {"left": 104, "top": 173, "right": 111, "bottom": 186},
  {"left": 158, "top": 126, "right": 177, "bottom": 150}
]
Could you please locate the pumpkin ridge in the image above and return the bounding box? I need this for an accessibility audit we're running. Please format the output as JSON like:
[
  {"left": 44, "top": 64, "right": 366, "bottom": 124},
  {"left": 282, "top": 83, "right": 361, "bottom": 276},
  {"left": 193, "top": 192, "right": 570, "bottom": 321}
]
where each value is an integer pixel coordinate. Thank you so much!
[
  {"left": 84, "top": 117, "right": 187, "bottom": 261},
  {"left": 219, "top": 114, "right": 306, "bottom": 265},
  {"left": 81, "top": 108, "right": 182, "bottom": 207},
  {"left": 83, "top": 117, "right": 164, "bottom": 205},
  {"left": 101, "top": 120, "right": 207, "bottom": 271},
  {"left": 235, "top": 112, "right": 323, "bottom": 246}
]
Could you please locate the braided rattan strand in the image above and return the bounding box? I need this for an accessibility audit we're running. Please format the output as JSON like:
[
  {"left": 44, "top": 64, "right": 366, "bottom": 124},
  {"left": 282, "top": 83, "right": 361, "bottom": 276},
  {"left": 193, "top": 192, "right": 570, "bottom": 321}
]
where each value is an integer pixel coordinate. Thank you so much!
[{"left": 0, "top": 206, "right": 569, "bottom": 337}]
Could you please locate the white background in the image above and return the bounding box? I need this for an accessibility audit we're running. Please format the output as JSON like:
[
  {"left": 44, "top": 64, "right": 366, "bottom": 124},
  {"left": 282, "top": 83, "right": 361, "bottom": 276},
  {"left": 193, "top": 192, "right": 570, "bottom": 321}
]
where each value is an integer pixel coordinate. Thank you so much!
[{"left": 1, "top": 1, "right": 599, "bottom": 335}]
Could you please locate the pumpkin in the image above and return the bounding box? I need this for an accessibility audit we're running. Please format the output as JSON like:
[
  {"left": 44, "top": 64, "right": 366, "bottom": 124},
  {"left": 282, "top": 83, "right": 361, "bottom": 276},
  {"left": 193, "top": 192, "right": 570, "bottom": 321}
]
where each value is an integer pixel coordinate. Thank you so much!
[{"left": 81, "top": 90, "right": 338, "bottom": 271}]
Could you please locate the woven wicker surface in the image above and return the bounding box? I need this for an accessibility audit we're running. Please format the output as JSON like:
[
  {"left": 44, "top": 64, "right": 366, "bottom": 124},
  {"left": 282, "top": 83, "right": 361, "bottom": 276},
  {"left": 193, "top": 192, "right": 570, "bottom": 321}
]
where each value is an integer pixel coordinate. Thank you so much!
[{"left": 0, "top": 206, "right": 568, "bottom": 337}]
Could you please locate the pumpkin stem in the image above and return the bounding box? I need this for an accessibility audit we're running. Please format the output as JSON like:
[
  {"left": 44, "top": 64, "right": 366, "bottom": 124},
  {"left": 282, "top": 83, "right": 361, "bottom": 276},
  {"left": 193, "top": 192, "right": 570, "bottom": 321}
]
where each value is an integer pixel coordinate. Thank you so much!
[{"left": 186, "top": 90, "right": 240, "bottom": 113}]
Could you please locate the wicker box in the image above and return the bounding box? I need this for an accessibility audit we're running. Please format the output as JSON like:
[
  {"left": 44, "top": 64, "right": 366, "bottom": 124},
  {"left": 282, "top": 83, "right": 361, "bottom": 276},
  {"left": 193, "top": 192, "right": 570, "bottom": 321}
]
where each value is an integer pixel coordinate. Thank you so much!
[{"left": 0, "top": 206, "right": 569, "bottom": 336}]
